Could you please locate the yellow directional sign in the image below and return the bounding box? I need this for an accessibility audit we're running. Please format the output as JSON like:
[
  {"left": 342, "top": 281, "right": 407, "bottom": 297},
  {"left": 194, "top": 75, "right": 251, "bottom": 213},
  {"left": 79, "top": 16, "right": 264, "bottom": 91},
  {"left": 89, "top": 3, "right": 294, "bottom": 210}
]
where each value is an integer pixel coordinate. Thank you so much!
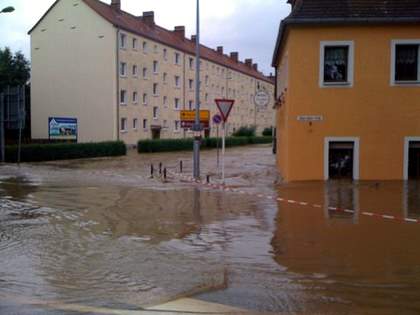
[{"left": 180, "top": 110, "right": 210, "bottom": 122}]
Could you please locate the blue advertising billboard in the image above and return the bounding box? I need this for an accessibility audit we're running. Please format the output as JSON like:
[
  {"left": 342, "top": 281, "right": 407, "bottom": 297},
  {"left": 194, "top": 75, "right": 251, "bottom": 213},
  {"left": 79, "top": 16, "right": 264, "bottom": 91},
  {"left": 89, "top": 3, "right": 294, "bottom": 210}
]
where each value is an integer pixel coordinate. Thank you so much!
[{"left": 48, "top": 117, "right": 78, "bottom": 141}]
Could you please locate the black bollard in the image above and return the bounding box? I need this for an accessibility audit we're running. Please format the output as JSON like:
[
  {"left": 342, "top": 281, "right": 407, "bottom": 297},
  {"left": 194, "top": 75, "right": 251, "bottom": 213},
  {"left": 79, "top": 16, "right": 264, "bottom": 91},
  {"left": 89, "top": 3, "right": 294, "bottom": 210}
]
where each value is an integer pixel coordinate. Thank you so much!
[
  {"left": 159, "top": 162, "right": 162, "bottom": 175},
  {"left": 150, "top": 164, "right": 154, "bottom": 178},
  {"left": 163, "top": 168, "right": 167, "bottom": 181},
  {"left": 206, "top": 175, "right": 210, "bottom": 184},
  {"left": 180, "top": 160, "right": 183, "bottom": 173}
]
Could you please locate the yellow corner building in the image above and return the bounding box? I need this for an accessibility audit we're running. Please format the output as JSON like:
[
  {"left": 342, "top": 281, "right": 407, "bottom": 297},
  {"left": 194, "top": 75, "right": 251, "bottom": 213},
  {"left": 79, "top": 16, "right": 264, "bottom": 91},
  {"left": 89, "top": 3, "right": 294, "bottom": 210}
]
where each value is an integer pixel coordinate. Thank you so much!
[{"left": 273, "top": 0, "right": 420, "bottom": 181}]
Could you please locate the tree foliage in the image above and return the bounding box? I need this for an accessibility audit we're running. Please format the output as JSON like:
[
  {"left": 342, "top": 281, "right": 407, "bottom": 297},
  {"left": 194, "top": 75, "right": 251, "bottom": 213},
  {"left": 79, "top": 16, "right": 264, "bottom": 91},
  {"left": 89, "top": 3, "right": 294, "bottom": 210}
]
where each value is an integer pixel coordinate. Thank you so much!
[{"left": 0, "top": 47, "right": 30, "bottom": 92}]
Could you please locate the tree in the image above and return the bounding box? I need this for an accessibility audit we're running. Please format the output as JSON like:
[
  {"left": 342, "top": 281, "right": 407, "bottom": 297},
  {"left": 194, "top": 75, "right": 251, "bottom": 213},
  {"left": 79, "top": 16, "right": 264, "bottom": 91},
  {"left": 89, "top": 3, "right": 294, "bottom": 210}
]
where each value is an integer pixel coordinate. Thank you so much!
[{"left": 0, "top": 47, "right": 30, "bottom": 92}]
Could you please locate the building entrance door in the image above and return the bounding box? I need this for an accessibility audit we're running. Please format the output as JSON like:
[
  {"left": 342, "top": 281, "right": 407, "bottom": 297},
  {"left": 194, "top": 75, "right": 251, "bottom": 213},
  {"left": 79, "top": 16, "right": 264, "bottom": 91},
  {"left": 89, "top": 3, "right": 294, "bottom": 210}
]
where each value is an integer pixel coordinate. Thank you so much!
[
  {"left": 151, "top": 126, "right": 161, "bottom": 140},
  {"left": 408, "top": 142, "right": 420, "bottom": 179},
  {"left": 328, "top": 142, "right": 354, "bottom": 179}
]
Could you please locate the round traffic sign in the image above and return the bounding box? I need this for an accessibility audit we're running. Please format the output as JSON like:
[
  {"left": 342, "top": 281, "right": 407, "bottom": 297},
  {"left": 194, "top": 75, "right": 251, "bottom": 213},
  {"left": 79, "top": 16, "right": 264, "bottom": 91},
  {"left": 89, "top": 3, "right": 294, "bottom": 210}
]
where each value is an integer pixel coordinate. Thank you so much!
[
  {"left": 212, "top": 114, "right": 222, "bottom": 125},
  {"left": 254, "top": 90, "right": 270, "bottom": 107}
]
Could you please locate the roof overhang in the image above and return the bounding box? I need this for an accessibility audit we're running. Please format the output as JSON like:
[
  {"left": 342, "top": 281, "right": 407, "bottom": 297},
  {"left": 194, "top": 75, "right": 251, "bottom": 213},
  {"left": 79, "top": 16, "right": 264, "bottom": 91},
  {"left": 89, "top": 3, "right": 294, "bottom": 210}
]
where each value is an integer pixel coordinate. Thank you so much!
[{"left": 272, "top": 16, "right": 420, "bottom": 67}]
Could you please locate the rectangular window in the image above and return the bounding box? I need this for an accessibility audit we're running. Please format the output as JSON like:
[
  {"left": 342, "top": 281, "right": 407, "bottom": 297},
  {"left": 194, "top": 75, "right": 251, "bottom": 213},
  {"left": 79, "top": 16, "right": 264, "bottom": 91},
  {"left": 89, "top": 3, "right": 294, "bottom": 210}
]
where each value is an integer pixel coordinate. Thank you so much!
[
  {"left": 153, "top": 83, "right": 158, "bottom": 96},
  {"left": 120, "top": 33, "right": 126, "bottom": 49},
  {"left": 153, "top": 60, "right": 159, "bottom": 74},
  {"left": 133, "top": 118, "right": 138, "bottom": 130},
  {"left": 163, "top": 48, "right": 168, "bottom": 60},
  {"left": 174, "top": 98, "right": 180, "bottom": 110},
  {"left": 189, "top": 100, "right": 193, "bottom": 110},
  {"left": 320, "top": 41, "right": 354, "bottom": 87},
  {"left": 143, "top": 67, "right": 148, "bottom": 79},
  {"left": 394, "top": 43, "right": 420, "bottom": 83},
  {"left": 120, "top": 90, "right": 127, "bottom": 104},
  {"left": 189, "top": 79, "right": 193, "bottom": 90},
  {"left": 175, "top": 52, "right": 180, "bottom": 65},
  {"left": 175, "top": 76, "right": 180, "bottom": 88},
  {"left": 163, "top": 72, "right": 167, "bottom": 83},
  {"left": 163, "top": 96, "right": 168, "bottom": 107},
  {"left": 174, "top": 120, "right": 180, "bottom": 131},
  {"left": 121, "top": 118, "right": 127, "bottom": 131},
  {"left": 120, "top": 62, "right": 127, "bottom": 77},
  {"left": 154, "top": 44, "right": 158, "bottom": 53},
  {"left": 133, "top": 91, "right": 138, "bottom": 103},
  {"left": 153, "top": 106, "right": 159, "bottom": 119},
  {"left": 189, "top": 57, "right": 194, "bottom": 69},
  {"left": 132, "top": 38, "right": 138, "bottom": 50},
  {"left": 143, "top": 41, "right": 148, "bottom": 53},
  {"left": 132, "top": 65, "right": 138, "bottom": 77},
  {"left": 143, "top": 119, "right": 148, "bottom": 130},
  {"left": 143, "top": 93, "right": 148, "bottom": 105}
]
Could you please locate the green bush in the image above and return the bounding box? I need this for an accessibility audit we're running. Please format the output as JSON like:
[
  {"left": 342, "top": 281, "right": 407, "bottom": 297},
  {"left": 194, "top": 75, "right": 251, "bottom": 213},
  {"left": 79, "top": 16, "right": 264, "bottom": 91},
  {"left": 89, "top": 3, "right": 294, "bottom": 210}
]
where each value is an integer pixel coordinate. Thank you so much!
[
  {"left": 262, "top": 127, "right": 273, "bottom": 137},
  {"left": 233, "top": 126, "right": 256, "bottom": 137},
  {"left": 137, "top": 138, "right": 194, "bottom": 153},
  {"left": 138, "top": 136, "right": 273, "bottom": 153},
  {"left": 5, "top": 141, "right": 127, "bottom": 163}
]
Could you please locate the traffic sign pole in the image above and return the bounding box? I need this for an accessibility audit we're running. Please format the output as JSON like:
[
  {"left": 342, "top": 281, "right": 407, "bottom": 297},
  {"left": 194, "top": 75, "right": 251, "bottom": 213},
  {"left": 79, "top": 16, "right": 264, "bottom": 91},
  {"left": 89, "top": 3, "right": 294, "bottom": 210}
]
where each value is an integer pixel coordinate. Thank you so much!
[{"left": 222, "top": 122, "right": 226, "bottom": 183}]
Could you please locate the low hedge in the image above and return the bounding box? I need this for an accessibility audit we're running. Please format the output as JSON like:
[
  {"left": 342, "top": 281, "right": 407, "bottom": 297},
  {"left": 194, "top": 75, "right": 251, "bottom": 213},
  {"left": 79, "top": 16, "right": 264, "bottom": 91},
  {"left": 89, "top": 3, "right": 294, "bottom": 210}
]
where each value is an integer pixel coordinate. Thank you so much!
[
  {"left": 5, "top": 141, "right": 127, "bottom": 163},
  {"left": 138, "top": 136, "right": 273, "bottom": 153}
]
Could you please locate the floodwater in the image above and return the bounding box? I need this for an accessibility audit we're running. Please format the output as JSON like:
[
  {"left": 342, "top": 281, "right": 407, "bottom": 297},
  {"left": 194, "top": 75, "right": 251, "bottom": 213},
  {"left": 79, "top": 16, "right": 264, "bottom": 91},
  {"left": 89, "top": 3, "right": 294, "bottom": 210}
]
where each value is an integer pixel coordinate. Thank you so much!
[{"left": 1, "top": 145, "right": 420, "bottom": 314}]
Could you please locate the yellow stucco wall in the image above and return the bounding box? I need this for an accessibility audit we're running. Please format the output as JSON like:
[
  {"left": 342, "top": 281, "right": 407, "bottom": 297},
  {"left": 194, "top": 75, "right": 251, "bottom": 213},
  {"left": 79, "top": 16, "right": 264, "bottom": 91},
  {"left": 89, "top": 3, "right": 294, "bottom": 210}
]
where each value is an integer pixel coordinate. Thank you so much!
[
  {"left": 31, "top": 0, "right": 117, "bottom": 143},
  {"left": 276, "top": 25, "right": 420, "bottom": 181}
]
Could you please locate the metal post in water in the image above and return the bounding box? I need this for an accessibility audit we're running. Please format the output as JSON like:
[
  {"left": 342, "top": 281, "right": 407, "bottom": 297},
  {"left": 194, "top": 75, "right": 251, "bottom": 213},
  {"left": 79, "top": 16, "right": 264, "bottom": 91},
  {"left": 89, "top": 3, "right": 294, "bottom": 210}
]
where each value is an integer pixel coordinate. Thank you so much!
[
  {"left": 17, "top": 86, "right": 23, "bottom": 165},
  {"left": 192, "top": 0, "right": 201, "bottom": 180},
  {"left": 150, "top": 164, "right": 154, "bottom": 178},
  {"left": 163, "top": 168, "right": 167, "bottom": 181},
  {"left": 180, "top": 160, "right": 183, "bottom": 173},
  {"left": 0, "top": 92, "right": 4, "bottom": 163},
  {"left": 206, "top": 175, "right": 210, "bottom": 184},
  {"left": 159, "top": 162, "right": 162, "bottom": 175}
]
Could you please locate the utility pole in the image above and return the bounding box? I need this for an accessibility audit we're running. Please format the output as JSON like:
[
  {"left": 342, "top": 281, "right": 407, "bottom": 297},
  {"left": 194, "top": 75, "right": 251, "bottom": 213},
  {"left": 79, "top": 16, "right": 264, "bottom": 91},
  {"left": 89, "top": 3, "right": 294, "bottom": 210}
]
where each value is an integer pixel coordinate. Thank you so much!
[
  {"left": 0, "top": 92, "right": 4, "bottom": 163},
  {"left": 193, "top": 0, "right": 201, "bottom": 179}
]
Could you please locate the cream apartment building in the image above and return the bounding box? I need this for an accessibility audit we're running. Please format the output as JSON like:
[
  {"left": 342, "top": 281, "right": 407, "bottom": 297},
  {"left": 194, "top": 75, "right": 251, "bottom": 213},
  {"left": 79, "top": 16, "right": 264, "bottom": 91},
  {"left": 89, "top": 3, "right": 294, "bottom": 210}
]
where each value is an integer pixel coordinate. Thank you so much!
[{"left": 30, "top": 0, "right": 274, "bottom": 145}]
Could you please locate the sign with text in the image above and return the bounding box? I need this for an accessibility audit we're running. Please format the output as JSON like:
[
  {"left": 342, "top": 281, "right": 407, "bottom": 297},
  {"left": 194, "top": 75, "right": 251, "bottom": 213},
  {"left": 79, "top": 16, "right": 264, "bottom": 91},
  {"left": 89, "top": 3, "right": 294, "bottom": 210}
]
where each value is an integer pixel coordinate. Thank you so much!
[
  {"left": 254, "top": 90, "right": 270, "bottom": 107},
  {"left": 180, "top": 110, "right": 210, "bottom": 122},
  {"left": 215, "top": 99, "right": 235, "bottom": 122},
  {"left": 297, "top": 115, "right": 324, "bottom": 122},
  {"left": 49, "top": 117, "right": 78, "bottom": 140}
]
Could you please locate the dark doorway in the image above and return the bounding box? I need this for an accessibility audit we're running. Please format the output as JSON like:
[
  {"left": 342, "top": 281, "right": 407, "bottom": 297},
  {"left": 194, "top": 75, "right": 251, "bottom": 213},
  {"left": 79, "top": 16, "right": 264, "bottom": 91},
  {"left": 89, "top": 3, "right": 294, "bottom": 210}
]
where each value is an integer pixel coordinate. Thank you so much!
[
  {"left": 329, "top": 142, "right": 354, "bottom": 179},
  {"left": 408, "top": 142, "right": 420, "bottom": 179},
  {"left": 151, "top": 126, "right": 161, "bottom": 140}
]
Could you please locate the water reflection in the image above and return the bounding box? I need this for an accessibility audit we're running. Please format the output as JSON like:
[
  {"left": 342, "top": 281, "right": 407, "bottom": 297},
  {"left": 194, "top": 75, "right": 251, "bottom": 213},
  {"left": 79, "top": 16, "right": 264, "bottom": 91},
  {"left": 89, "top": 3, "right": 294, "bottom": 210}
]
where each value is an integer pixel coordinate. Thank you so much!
[{"left": 272, "top": 180, "right": 420, "bottom": 314}]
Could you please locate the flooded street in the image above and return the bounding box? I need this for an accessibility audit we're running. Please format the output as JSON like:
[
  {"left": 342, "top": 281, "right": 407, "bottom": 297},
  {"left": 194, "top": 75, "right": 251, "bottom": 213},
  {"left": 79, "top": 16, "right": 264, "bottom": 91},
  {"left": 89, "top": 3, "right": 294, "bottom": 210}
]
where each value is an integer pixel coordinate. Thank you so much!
[{"left": 1, "top": 145, "right": 420, "bottom": 314}]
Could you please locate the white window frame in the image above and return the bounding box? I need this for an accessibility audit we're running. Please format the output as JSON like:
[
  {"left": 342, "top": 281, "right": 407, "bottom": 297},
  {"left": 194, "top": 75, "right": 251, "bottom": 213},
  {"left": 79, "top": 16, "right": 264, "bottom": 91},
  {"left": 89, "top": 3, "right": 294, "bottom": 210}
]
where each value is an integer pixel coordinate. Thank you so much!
[
  {"left": 175, "top": 52, "right": 181, "bottom": 65},
  {"left": 120, "top": 62, "right": 127, "bottom": 77},
  {"left": 143, "top": 67, "right": 148, "bottom": 80},
  {"left": 163, "top": 48, "right": 168, "bottom": 61},
  {"left": 133, "top": 118, "right": 138, "bottom": 131},
  {"left": 132, "top": 91, "right": 138, "bottom": 104},
  {"left": 153, "top": 60, "right": 159, "bottom": 74},
  {"left": 174, "top": 120, "right": 180, "bottom": 132},
  {"left": 153, "top": 83, "right": 159, "bottom": 96},
  {"left": 163, "top": 72, "right": 167, "bottom": 84},
  {"left": 143, "top": 93, "right": 148, "bottom": 105},
  {"left": 119, "top": 33, "right": 127, "bottom": 49},
  {"left": 142, "top": 41, "right": 148, "bottom": 54},
  {"left": 120, "top": 90, "right": 127, "bottom": 105},
  {"left": 132, "top": 38, "right": 138, "bottom": 50},
  {"left": 391, "top": 39, "right": 420, "bottom": 86},
  {"left": 175, "top": 76, "right": 181, "bottom": 88},
  {"left": 120, "top": 118, "right": 127, "bottom": 132},
  {"left": 319, "top": 41, "right": 354, "bottom": 88},
  {"left": 132, "top": 65, "right": 138, "bottom": 77},
  {"left": 189, "top": 79, "right": 194, "bottom": 90},
  {"left": 174, "top": 98, "right": 180, "bottom": 110},
  {"left": 153, "top": 106, "right": 159, "bottom": 120},
  {"left": 163, "top": 96, "right": 168, "bottom": 107},
  {"left": 324, "top": 137, "right": 360, "bottom": 180},
  {"left": 143, "top": 119, "right": 148, "bottom": 131},
  {"left": 403, "top": 137, "right": 420, "bottom": 180}
]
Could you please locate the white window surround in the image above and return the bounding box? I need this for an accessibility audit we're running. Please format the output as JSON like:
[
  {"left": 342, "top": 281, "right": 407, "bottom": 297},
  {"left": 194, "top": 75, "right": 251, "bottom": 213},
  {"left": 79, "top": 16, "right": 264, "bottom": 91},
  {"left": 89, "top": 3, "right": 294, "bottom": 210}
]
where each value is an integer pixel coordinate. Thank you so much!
[
  {"left": 324, "top": 137, "right": 360, "bottom": 180},
  {"left": 403, "top": 137, "right": 420, "bottom": 180},
  {"left": 120, "top": 118, "right": 128, "bottom": 133},
  {"left": 391, "top": 39, "right": 420, "bottom": 86},
  {"left": 319, "top": 40, "right": 354, "bottom": 88}
]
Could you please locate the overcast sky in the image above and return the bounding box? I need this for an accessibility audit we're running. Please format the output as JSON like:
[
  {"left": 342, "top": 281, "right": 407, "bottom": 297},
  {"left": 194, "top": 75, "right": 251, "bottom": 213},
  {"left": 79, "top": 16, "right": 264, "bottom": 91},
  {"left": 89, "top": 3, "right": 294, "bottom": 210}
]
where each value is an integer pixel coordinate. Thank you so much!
[{"left": 0, "top": 0, "right": 290, "bottom": 75}]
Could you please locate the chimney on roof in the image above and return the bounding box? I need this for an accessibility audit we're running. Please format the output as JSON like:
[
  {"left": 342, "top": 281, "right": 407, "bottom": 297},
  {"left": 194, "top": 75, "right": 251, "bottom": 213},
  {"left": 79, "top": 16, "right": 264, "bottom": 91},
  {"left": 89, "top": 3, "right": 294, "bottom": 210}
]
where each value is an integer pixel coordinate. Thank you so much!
[
  {"left": 142, "top": 11, "right": 155, "bottom": 26},
  {"left": 217, "top": 46, "right": 224, "bottom": 54},
  {"left": 253, "top": 63, "right": 258, "bottom": 71},
  {"left": 111, "top": 0, "right": 121, "bottom": 10},
  {"left": 191, "top": 35, "right": 197, "bottom": 42},
  {"left": 174, "top": 26, "right": 185, "bottom": 39},
  {"left": 230, "top": 52, "right": 238, "bottom": 62},
  {"left": 287, "top": 0, "right": 302, "bottom": 9},
  {"left": 245, "top": 59, "right": 253, "bottom": 67}
]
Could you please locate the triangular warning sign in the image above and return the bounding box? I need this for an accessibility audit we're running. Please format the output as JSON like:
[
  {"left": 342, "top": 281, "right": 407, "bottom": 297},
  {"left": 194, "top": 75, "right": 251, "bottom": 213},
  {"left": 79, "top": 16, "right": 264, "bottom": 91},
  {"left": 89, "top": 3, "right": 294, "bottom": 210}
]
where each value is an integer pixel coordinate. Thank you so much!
[{"left": 215, "top": 99, "right": 235, "bottom": 122}]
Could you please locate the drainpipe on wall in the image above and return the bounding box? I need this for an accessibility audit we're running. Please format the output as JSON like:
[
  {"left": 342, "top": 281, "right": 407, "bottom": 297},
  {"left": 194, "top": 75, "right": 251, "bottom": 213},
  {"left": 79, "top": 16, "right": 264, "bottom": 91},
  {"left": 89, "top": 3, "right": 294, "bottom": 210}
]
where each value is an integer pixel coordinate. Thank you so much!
[
  {"left": 183, "top": 52, "right": 186, "bottom": 139},
  {"left": 116, "top": 28, "right": 120, "bottom": 141}
]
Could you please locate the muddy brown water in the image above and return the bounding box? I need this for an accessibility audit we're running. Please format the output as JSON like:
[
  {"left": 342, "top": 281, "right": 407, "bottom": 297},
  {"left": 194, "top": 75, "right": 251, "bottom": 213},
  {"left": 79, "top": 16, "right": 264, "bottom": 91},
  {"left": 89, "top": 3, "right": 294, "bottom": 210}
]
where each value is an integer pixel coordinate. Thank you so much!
[{"left": 1, "top": 145, "right": 420, "bottom": 314}]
